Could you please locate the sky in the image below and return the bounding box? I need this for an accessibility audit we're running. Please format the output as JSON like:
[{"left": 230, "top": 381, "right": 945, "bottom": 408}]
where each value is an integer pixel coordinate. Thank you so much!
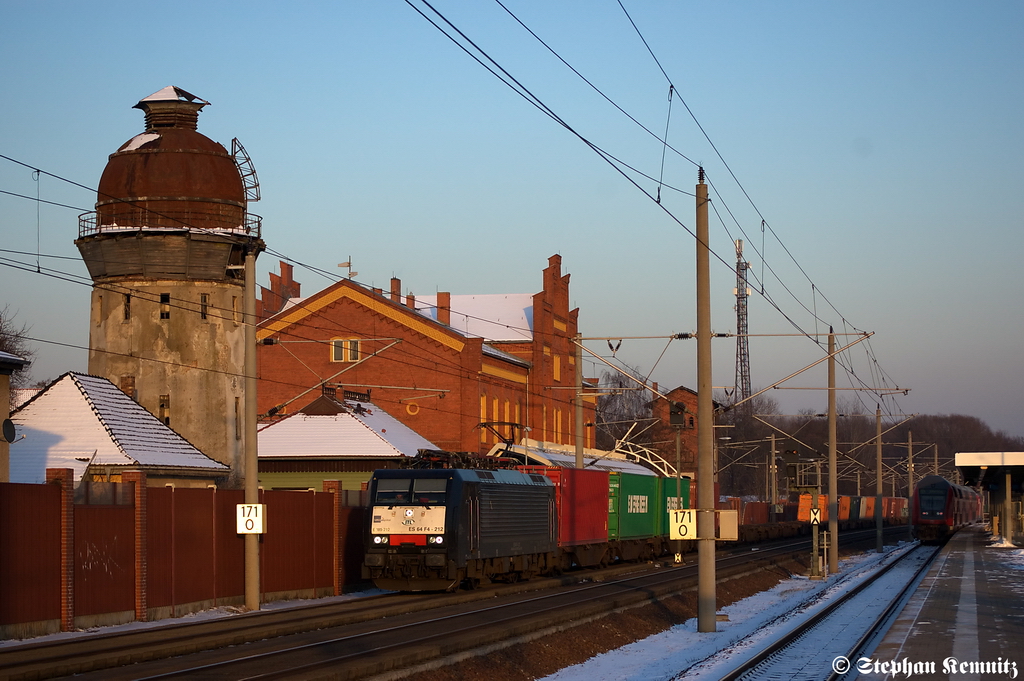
[{"left": 2, "top": 1, "right": 1022, "bottom": 436}]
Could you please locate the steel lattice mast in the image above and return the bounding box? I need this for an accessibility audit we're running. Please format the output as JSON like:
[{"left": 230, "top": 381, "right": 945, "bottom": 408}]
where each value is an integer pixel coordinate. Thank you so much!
[{"left": 734, "top": 240, "right": 751, "bottom": 402}]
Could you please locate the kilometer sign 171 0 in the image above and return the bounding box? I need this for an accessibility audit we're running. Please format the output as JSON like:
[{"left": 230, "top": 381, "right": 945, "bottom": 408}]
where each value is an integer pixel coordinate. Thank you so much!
[
  {"left": 237, "top": 504, "right": 266, "bottom": 534},
  {"left": 670, "top": 509, "right": 696, "bottom": 540}
]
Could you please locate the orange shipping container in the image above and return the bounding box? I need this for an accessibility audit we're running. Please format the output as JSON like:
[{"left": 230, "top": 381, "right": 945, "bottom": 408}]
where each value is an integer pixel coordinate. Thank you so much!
[
  {"left": 839, "top": 496, "right": 852, "bottom": 522},
  {"left": 860, "top": 496, "right": 876, "bottom": 520},
  {"left": 797, "top": 494, "right": 829, "bottom": 522}
]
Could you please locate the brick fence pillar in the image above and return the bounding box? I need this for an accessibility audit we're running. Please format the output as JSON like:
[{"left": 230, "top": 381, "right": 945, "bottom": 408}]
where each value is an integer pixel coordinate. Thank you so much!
[
  {"left": 123, "top": 471, "right": 147, "bottom": 622},
  {"left": 322, "top": 480, "right": 344, "bottom": 596},
  {"left": 45, "top": 468, "right": 74, "bottom": 631}
]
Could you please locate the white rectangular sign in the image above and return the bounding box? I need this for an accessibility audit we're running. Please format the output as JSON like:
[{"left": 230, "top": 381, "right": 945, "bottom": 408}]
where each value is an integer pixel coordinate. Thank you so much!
[
  {"left": 669, "top": 509, "right": 696, "bottom": 540},
  {"left": 237, "top": 503, "right": 266, "bottom": 534}
]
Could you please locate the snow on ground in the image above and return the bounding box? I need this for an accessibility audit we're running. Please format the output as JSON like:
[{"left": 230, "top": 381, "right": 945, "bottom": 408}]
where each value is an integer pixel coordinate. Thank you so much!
[{"left": 540, "top": 542, "right": 921, "bottom": 681}]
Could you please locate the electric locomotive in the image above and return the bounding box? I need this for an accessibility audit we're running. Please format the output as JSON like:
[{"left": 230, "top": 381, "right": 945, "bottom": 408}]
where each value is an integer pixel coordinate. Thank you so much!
[
  {"left": 362, "top": 468, "right": 556, "bottom": 591},
  {"left": 912, "top": 475, "right": 982, "bottom": 543}
]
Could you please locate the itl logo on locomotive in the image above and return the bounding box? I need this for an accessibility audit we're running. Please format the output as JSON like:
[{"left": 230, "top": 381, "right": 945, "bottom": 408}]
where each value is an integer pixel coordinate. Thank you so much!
[{"left": 627, "top": 495, "right": 649, "bottom": 513}]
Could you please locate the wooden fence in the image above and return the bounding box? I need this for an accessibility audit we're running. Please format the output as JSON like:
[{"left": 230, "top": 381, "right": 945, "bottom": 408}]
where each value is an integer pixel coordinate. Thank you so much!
[{"left": 0, "top": 470, "right": 366, "bottom": 639}]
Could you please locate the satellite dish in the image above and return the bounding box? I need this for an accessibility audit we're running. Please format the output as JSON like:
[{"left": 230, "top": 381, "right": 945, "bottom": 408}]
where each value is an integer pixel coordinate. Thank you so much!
[{"left": 2, "top": 419, "right": 15, "bottom": 444}]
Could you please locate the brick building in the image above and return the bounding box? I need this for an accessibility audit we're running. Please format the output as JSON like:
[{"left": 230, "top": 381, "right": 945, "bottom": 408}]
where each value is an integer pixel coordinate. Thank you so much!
[
  {"left": 256, "top": 255, "right": 595, "bottom": 454},
  {"left": 650, "top": 385, "right": 700, "bottom": 477}
]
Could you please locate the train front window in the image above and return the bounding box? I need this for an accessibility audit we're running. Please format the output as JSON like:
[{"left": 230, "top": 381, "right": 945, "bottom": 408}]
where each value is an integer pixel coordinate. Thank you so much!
[
  {"left": 919, "top": 489, "right": 947, "bottom": 513},
  {"left": 412, "top": 479, "right": 448, "bottom": 505},
  {"left": 375, "top": 478, "right": 412, "bottom": 504}
]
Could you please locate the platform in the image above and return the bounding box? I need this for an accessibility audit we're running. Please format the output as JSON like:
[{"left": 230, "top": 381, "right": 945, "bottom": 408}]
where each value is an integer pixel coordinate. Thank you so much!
[{"left": 859, "top": 525, "right": 1023, "bottom": 679}]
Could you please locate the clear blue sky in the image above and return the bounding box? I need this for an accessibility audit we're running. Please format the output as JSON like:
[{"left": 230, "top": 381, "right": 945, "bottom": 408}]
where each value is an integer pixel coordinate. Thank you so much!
[{"left": 2, "top": 1, "right": 1022, "bottom": 435}]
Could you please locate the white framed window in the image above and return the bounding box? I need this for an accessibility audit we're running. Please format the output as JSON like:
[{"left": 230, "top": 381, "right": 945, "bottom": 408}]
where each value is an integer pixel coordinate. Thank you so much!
[{"left": 330, "top": 338, "right": 361, "bottom": 363}]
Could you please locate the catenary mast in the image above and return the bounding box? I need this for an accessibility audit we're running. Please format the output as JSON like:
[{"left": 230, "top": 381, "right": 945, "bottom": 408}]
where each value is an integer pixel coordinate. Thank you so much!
[{"left": 734, "top": 240, "right": 751, "bottom": 402}]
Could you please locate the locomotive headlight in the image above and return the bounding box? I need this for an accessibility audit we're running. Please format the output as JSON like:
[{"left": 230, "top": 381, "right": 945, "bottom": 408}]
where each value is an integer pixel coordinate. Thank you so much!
[
  {"left": 373, "top": 535, "right": 382, "bottom": 544},
  {"left": 434, "top": 536, "right": 444, "bottom": 544}
]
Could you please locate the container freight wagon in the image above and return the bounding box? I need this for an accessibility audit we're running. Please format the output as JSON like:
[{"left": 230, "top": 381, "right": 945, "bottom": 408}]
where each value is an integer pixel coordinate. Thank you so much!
[
  {"left": 797, "top": 494, "right": 829, "bottom": 523},
  {"left": 362, "top": 468, "right": 556, "bottom": 591},
  {"left": 608, "top": 471, "right": 662, "bottom": 561},
  {"left": 519, "top": 466, "right": 610, "bottom": 568},
  {"left": 659, "top": 476, "right": 691, "bottom": 534}
]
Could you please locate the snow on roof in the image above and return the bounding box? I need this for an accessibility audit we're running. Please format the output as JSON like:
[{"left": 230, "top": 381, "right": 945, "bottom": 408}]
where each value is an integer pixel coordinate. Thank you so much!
[
  {"left": 121, "top": 132, "right": 160, "bottom": 152},
  {"left": 417, "top": 293, "right": 533, "bottom": 342},
  {"left": 482, "top": 343, "right": 531, "bottom": 368},
  {"left": 258, "top": 401, "right": 436, "bottom": 459},
  {"left": 139, "top": 86, "right": 207, "bottom": 104},
  {"left": 0, "top": 349, "right": 30, "bottom": 367},
  {"left": 491, "top": 441, "right": 658, "bottom": 476},
  {"left": 11, "top": 388, "right": 40, "bottom": 409},
  {"left": 9, "top": 372, "right": 227, "bottom": 484}
]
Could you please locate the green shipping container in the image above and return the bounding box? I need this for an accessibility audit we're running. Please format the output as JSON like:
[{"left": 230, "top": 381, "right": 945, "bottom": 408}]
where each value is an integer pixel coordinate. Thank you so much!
[
  {"left": 660, "top": 476, "right": 691, "bottom": 531},
  {"left": 608, "top": 472, "right": 662, "bottom": 540}
]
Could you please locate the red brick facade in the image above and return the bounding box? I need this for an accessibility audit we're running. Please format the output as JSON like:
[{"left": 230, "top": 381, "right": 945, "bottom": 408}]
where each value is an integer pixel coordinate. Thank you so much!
[
  {"left": 45, "top": 468, "right": 74, "bottom": 631},
  {"left": 650, "top": 386, "right": 699, "bottom": 475},
  {"left": 256, "top": 255, "right": 595, "bottom": 454}
]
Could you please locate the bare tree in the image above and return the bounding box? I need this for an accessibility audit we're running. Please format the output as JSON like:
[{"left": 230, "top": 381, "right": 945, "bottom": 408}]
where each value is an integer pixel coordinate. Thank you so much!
[
  {"left": 595, "top": 365, "right": 653, "bottom": 451},
  {"left": 0, "top": 306, "right": 35, "bottom": 389}
]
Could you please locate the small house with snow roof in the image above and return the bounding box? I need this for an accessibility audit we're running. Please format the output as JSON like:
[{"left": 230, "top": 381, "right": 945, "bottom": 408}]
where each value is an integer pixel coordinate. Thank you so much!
[
  {"left": 9, "top": 372, "right": 229, "bottom": 488},
  {"left": 257, "top": 387, "right": 436, "bottom": 491}
]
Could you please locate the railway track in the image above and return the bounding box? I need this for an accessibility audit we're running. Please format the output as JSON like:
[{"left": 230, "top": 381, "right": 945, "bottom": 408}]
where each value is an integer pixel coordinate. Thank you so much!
[
  {"left": 0, "top": 526, "right": 906, "bottom": 681},
  {"left": 705, "top": 542, "right": 939, "bottom": 681}
]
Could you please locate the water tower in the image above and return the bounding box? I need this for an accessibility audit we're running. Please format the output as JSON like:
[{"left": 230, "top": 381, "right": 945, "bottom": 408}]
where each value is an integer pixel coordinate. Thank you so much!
[{"left": 76, "top": 86, "right": 264, "bottom": 480}]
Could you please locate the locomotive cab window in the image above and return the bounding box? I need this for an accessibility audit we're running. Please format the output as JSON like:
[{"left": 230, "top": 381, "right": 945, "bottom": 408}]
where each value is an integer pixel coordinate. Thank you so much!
[
  {"left": 412, "top": 478, "right": 447, "bottom": 505},
  {"left": 919, "top": 489, "right": 947, "bottom": 513},
  {"left": 375, "top": 478, "right": 411, "bottom": 504}
]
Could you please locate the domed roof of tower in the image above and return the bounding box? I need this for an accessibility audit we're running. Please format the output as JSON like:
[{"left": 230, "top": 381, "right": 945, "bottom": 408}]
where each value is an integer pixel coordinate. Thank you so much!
[{"left": 93, "top": 86, "right": 246, "bottom": 233}]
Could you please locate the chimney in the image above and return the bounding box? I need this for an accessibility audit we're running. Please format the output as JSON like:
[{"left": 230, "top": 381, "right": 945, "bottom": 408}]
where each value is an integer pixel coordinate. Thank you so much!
[
  {"left": 407, "top": 292, "right": 415, "bottom": 309},
  {"left": 390, "top": 277, "right": 401, "bottom": 303},
  {"left": 438, "top": 292, "right": 451, "bottom": 326}
]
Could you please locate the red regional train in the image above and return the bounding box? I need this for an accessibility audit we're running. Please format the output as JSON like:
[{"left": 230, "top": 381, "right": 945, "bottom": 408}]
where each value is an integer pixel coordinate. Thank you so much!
[{"left": 912, "top": 475, "right": 983, "bottom": 543}]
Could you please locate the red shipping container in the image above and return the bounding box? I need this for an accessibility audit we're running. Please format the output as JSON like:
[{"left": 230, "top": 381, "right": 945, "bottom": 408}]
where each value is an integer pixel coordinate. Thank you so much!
[
  {"left": 742, "top": 501, "right": 768, "bottom": 525},
  {"left": 519, "top": 466, "right": 608, "bottom": 546}
]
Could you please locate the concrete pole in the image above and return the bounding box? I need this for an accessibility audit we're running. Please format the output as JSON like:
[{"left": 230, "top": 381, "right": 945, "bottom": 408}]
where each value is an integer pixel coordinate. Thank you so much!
[
  {"left": 244, "top": 247, "right": 261, "bottom": 611},
  {"left": 811, "top": 462, "right": 820, "bottom": 579},
  {"left": 1005, "top": 471, "right": 1013, "bottom": 542},
  {"left": 575, "top": 333, "right": 584, "bottom": 469},
  {"left": 876, "top": 408, "right": 883, "bottom": 553},
  {"left": 907, "top": 431, "right": 914, "bottom": 540},
  {"left": 828, "top": 330, "right": 838, "bottom": 575},
  {"left": 769, "top": 433, "right": 777, "bottom": 522},
  {"left": 0, "top": 373, "right": 9, "bottom": 483},
  {"left": 696, "top": 169, "right": 716, "bottom": 632},
  {"left": 675, "top": 426, "right": 682, "bottom": 562}
]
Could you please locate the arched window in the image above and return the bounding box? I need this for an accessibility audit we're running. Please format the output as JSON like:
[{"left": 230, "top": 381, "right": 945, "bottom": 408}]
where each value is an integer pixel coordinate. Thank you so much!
[{"left": 330, "top": 338, "right": 361, "bottom": 362}]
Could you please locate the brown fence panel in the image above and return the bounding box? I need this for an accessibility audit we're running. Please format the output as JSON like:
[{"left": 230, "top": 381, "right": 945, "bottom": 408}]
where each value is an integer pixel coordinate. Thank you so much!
[
  {"left": 171, "top": 488, "right": 216, "bottom": 606},
  {"left": 214, "top": 488, "right": 245, "bottom": 601},
  {"left": 338, "top": 506, "right": 367, "bottom": 588},
  {"left": 0, "top": 482, "right": 61, "bottom": 626},
  {"left": 74, "top": 505, "right": 134, "bottom": 617},
  {"left": 314, "top": 493, "right": 333, "bottom": 589},
  {"left": 261, "top": 490, "right": 317, "bottom": 594},
  {"left": 146, "top": 487, "right": 173, "bottom": 609}
]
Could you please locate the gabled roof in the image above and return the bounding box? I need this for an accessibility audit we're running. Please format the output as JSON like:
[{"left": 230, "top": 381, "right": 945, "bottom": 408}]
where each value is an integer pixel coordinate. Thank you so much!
[
  {"left": 417, "top": 293, "right": 533, "bottom": 342},
  {"left": 257, "top": 279, "right": 468, "bottom": 352},
  {"left": 9, "top": 372, "right": 228, "bottom": 484},
  {"left": 258, "top": 399, "right": 436, "bottom": 459}
]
